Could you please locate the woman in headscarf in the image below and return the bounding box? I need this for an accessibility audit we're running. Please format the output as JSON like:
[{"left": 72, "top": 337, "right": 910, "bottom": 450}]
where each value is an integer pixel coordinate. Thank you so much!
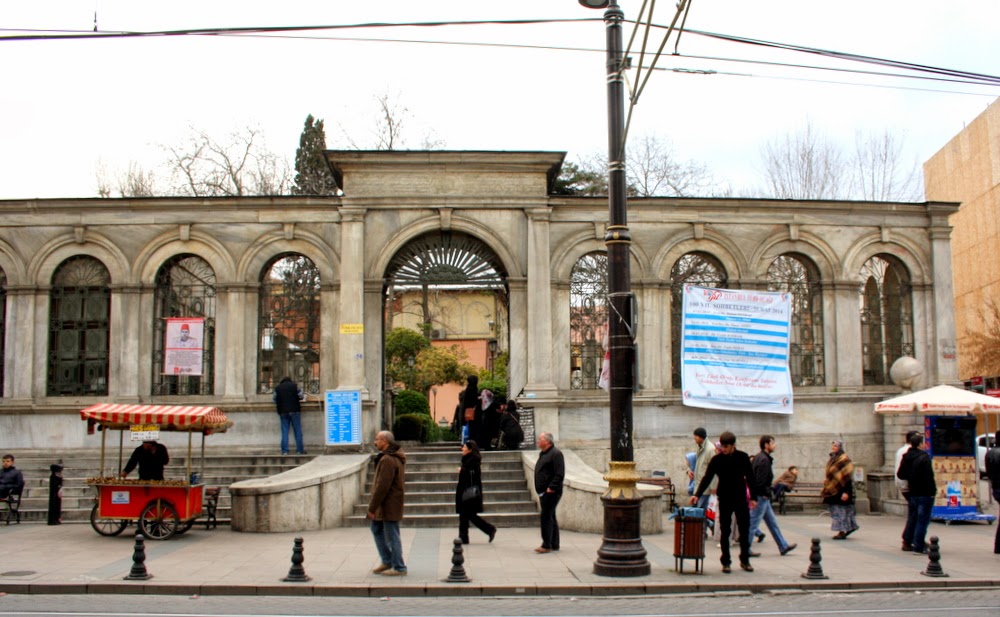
[
  {"left": 821, "top": 439, "right": 860, "bottom": 539},
  {"left": 479, "top": 390, "right": 501, "bottom": 450},
  {"left": 459, "top": 375, "right": 480, "bottom": 444},
  {"left": 455, "top": 440, "right": 497, "bottom": 544}
]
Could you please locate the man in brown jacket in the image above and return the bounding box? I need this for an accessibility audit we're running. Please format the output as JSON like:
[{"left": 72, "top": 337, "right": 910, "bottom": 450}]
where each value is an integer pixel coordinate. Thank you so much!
[{"left": 367, "top": 431, "right": 407, "bottom": 575}]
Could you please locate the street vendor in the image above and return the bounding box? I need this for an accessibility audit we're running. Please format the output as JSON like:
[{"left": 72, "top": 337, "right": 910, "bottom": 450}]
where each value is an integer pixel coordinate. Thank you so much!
[{"left": 121, "top": 440, "right": 170, "bottom": 481}]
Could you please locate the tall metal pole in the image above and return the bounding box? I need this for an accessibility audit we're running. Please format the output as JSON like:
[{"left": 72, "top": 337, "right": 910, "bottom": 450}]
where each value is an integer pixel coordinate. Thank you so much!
[{"left": 592, "top": 0, "right": 650, "bottom": 577}]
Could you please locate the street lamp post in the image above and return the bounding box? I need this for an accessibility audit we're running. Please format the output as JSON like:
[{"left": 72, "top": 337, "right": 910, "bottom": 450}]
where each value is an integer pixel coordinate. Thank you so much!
[
  {"left": 488, "top": 339, "right": 499, "bottom": 380},
  {"left": 579, "top": 0, "right": 650, "bottom": 577}
]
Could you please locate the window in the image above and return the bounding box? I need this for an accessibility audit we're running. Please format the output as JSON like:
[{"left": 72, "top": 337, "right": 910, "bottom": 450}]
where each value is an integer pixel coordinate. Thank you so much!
[
  {"left": 258, "top": 254, "right": 321, "bottom": 395},
  {"left": 47, "top": 256, "right": 110, "bottom": 396},
  {"left": 766, "top": 254, "right": 825, "bottom": 386},
  {"left": 569, "top": 252, "right": 608, "bottom": 390},
  {"left": 671, "top": 252, "right": 727, "bottom": 389},
  {"left": 152, "top": 255, "right": 216, "bottom": 395},
  {"left": 859, "top": 254, "right": 914, "bottom": 385}
]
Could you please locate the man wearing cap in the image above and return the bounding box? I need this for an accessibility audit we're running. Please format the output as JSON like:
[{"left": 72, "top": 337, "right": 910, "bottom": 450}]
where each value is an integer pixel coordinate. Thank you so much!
[
  {"left": 121, "top": 440, "right": 170, "bottom": 481},
  {"left": 174, "top": 324, "right": 199, "bottom": 348}
]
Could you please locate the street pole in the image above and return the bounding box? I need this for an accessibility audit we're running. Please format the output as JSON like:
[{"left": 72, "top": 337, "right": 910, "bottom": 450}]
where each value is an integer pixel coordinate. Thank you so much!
[{"left": 580, "top": 0, "right": 650, "bottom": 577}]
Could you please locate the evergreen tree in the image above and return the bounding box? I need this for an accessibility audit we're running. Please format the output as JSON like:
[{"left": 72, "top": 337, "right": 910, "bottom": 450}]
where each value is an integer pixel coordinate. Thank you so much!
[{"left": 292, "top": 115, "right": 338, "bottom": 195}]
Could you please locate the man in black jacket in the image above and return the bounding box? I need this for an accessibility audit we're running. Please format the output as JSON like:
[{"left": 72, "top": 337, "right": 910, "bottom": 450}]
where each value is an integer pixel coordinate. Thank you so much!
[
  {"left": 533, "top": 432, "right": 564, "bottom": 553},
  {"left": 273, "top": 376, "right": 307, "bottom": 455},
  {"left": 897, "top": 432, "right": 936, "bottom": 554},
  {"left": 748, "top": 435, "right": 797, "bottom": 556},
  {"left": 690, "top": 431, "right": 758, "bottom": 573},
  {"left": 121, "top": 441, "right": 169, "bottom": 481},
  {"left": 984, "top": 430, "right": 1000, "bottom": 554}
]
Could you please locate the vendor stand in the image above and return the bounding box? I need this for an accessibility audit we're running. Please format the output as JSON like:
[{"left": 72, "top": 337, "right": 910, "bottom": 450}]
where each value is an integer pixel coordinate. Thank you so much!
[
  {"left": 874, "top": 384, "right": 997, "bottom": 524},
  {"left": 80, "top": 403, "right": 233, "bottom": 540}
]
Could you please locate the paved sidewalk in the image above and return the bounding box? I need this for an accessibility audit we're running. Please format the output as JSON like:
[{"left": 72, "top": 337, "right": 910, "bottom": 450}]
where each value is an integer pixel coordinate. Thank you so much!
[{"left": 1, "top": 513, "right": 997, "bottom": 596}]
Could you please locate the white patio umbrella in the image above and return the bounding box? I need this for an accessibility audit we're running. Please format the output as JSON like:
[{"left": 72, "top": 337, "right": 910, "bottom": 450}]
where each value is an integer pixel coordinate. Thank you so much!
[{"left": 873, "top": 384, "right": 1000, "bottom": 415}]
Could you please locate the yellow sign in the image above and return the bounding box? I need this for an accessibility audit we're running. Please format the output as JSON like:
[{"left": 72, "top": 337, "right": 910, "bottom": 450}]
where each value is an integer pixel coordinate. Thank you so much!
[
  {"left": 130, "top": 425, "right": 160, "bottom": 442},
  {"left": 340, "top": 323, "right": 364, "bottom": 334}
]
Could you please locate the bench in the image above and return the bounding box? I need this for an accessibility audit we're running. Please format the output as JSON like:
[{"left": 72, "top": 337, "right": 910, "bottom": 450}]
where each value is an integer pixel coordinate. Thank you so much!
[
  {"left": 204, "top": 487, "right": 221, "bottom": 529},
  {"left": 2, "top": 488, "right": 22, "bottom": 525},
  {"left": 776, "top": 482, "right": 824, "bottom": 514},
  {"left": 639, "top": 474, "right": 677, "bottom": 512}
]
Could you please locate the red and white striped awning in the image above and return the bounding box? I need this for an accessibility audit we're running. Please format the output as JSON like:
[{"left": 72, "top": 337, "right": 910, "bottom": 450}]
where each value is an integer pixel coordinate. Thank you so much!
[{"left": 80, "top": 403, "right": 233, "bottom": 433}]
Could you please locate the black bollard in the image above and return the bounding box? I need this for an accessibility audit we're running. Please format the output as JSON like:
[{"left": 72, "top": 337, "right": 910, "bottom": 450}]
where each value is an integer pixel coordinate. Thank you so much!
[
  {"left": 47, "top": 464, "right": 64, "bottom": 525},
  {"left": 282, "top": 537, "right": 311, "bottom": 582},
  {"left": 445, "top": 537, "right": 471, "bottom": 583},
  {"left": 124, "top": 532, "right": 153, "bottom": 581},
  {"left": 921, "top": 536, "right": 948, "bottom": 578},
  {"left": 801, "top": 537, "right": 828, "bottom": 580}
]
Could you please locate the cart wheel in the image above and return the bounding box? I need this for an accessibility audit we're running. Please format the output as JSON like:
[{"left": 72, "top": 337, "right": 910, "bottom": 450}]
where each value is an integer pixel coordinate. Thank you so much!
[
  {"left": 89, "top": 504, "right": 129, "bottom": 537},
  {"left": 175, "top": 519, "right": 196, "bottom": 535},
  {"left": 139, "top": 500, "right": 179, "bottom": 540}
]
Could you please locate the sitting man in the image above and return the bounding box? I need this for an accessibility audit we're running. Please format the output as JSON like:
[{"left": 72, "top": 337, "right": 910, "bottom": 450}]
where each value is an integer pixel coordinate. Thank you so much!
[
  {"left": 121, "top": 440, "right": 170, "bottom": 481},
  {"left": 0, "top": 454, "right": 25, "bottom": 499},
  {"left": 771, "top": 465, "right": 799, "bottom": 499}
]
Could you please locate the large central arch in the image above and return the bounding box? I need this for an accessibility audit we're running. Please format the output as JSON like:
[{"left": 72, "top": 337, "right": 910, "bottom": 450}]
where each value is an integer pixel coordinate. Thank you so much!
[{"left": 381, "top": 230, "right": 509, "bottom": 429}]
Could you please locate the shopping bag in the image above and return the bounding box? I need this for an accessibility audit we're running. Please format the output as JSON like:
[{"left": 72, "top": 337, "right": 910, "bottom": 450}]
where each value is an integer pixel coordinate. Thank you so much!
[
  {"left": 461, "top": 423, "right": 469, "bottom": 443},
  {"left": 706, "top": 494, "right": 719, "bottom": 523},
  {"left": 463, "top": 407, "right": 475, "bottom": 421}
]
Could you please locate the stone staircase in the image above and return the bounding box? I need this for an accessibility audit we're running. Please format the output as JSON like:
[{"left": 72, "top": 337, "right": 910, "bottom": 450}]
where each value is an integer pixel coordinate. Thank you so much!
[
  {"left": 7, "top": 449, "right": 312, "bottom": 525},
  {"left": 347, "top": 443, "right": 539, "bottom": 528}
]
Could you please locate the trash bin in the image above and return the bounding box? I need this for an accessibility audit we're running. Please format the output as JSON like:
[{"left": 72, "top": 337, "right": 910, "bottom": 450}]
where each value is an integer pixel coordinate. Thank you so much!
[
  {"left": 671, "top": 506, "right": 705, "bottom": 573},
  {"left": 48, "top": 464, "right": 64, "bottom": 526}
]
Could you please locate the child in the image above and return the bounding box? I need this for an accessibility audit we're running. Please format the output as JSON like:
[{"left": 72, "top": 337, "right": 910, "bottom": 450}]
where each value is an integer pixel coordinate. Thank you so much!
[{"left": 772, "top": 465, "right": 799, "bottom": 499}]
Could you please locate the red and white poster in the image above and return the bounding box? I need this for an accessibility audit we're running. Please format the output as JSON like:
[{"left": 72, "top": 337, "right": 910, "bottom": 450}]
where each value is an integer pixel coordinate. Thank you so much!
[{"left": 164, "top": 317, "right": 204, "bottom": 375}]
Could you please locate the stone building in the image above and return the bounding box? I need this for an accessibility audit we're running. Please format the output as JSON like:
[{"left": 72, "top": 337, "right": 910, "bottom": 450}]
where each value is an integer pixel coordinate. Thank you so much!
[{"left": 0, "top": 150, "right": 958, "bottom": 482}]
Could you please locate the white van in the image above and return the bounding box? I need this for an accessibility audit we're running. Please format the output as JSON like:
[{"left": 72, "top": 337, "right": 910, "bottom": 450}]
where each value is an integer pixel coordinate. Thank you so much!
[{"left": 978, "top": 433, "right": 997, "bottom": 478}]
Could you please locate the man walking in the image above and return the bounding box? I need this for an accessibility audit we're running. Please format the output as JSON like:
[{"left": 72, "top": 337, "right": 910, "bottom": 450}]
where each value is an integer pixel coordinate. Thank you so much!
[
  {"left": 534, "top": 432, "right": 564, "bottom": 553},
  {"left": 690, "top": 431, "right": 758, "bottom": 573},
  {"left": 895, "top": 430, "right": 919, "bottom": 551},
  {"left": 368, "top": 431, "right": 407, "bottom": 575},
  {"left": 748, "top": 435, "right": 797, "bottom": 556},
  {"left": 896, "top": 432, "right": 936, "bottom": 554},
  {"left": 983, "top": 430, "right": 1000, "bottom": 554},
  {"left": 273, "top": 376, "right": 307, "bottom": 455}
]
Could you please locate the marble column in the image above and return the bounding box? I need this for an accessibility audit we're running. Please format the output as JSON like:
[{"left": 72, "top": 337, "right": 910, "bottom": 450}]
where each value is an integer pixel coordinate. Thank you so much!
[
  {"left": 524, "top": 207, "right": 557, "bottom": 397},
  {"left": 338, "top": 208, "right": 367, "bottom": 393},
  {"left": 4, "top": 286, "right": 35, "bottom": 401},
  {"left": 831, "top": 280, "right": 864, "bottom": 390},
  {"left": 110, "top": 284, "right": 142, "bottom": 401},
  {"left": 928, "top": 222, "right": 958, "bottom": 384}
]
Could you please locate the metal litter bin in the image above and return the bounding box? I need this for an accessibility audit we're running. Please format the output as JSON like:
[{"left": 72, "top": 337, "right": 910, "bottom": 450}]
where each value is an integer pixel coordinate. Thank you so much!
[{"left": 671, "top": 507, "right": 705, "bottom": 573}]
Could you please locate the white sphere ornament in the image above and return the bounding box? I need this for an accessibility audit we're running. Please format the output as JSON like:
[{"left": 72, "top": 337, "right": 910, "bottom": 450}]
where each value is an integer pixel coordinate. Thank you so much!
[{"left": 889, "top": 356, "right": 923, "bottom": 390}]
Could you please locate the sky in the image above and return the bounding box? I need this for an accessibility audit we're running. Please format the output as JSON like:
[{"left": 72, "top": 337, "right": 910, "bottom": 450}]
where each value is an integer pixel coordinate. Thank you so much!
[{"left": 1, "top": 0, "right": 998, "bottom": 199}]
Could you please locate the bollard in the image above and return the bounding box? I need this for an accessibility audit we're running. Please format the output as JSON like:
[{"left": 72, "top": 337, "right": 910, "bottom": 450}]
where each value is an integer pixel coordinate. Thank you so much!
[
  {"left": 282, "top": 537, "right": 311, "bottom": 582},
  {"left": 801, "top": 537, "right": 828, "bottom": 580},
  {"left": 123, "top": 532, "right": 153, "bottom": 581},
  {"left": 445, "top": 537, "right": 471, "bottom": 583},
  {"left": 47, "top": 464, "right": 64, "bottom": 526},
  {"left": 921, "top": 536, "right": 948, "bottom": 578}
]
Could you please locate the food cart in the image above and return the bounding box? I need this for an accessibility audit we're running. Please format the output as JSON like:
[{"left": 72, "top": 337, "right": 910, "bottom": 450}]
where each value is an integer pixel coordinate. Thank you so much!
[
  {"left": 874, "top": 384, "right": 996, "bottom": 524},
  {"left": 80, "top": 403, "right": 233, "bottom": 540}
]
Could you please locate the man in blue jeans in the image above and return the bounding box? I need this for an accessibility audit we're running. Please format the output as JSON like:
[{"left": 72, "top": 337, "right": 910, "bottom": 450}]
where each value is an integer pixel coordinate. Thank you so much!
[
  {"left": 897, "top": 432, "right": 936, "bottom": 554},
  {"left": 367, "top": 431, "right": 407, "bottom": 575},
  {"left": 273, "top": 377, "right": 306, "bottom": 455},
  {"left": 748, "top": 435, "right": 797, "bottom": 557}
]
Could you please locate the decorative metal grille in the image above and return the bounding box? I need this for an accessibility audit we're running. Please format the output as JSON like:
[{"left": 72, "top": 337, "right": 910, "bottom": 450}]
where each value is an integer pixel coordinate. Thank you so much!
[
  {"left": 257, "top": 254, "right": 321, "bottom": 395},
  {"left": 570, "top": 252, "right": 608, "bottom": 390},
  {"left": 47, "top": 256, "right": 111, "bottom": 396},
  {"left": 671, "top": 252, "right": 727, "bottom": 389},
  {"left": 0, "top": 268, "right": 6, "bottom": 396},
  {"left": 859, "top": 254, "right": 913, "bottom": 385},
  {"left": 386, "top": 231, "right": 506, "bottom": 288},
  {"left": 766, "top": 254, "right": 825, "bottom": 386},
  {"left": 152, "top": 255, "right": 216, "bottom": 395}
]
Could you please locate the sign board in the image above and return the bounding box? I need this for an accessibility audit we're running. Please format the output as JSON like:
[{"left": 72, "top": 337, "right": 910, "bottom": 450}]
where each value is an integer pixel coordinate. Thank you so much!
[
  {"left": 987, "top": 388, "right": 1000, "bottom": 398},
  {"left": 111, "top": 491, "right": 130, "bottom": 505},
  {"left": 680, "top": 285, "right": 793, "bottom": 414},
  {"left": 164, "top": 317, "right": 205, "bottom": 375},
  {"left": 129, "top": 425, "right": 160, "bottom": 442},
  {"left": 339, "top": 324, "right": 364, "bottom": 334},
  {"left": 324, "top": 390, "right": 362, "bottom": 445}
]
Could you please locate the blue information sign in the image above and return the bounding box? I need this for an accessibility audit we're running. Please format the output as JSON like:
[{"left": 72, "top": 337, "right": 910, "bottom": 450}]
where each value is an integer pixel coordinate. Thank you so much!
[{"left": 324, "top": 390, "right": 361, "bottom": 445}]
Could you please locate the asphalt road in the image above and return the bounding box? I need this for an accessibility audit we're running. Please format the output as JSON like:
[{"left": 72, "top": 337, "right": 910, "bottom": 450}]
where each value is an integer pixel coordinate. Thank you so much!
[{"left": 1, "top": 589, "right": 999, "bottom": 617}]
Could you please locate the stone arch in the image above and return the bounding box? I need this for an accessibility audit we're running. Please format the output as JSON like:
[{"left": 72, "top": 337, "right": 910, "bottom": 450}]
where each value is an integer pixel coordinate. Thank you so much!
[
  {"left": 0, "top": 238, "right": 27, "bottom": 285},
  {"left": 28, "top": 232, "right": 131, "bottom": 286},
  {"left": 551, "top": 229, "right": 649, "bottom": 281},
  {"left": 653, "top": 232, "right": 745, "bottom": 282},
  {"left": 749, "top": 232, "right": 838, "bottom": 281},
  {"left": 842, "top": 232, "right": 930, "bottom": 283},
  {"left": 135, "top": 230, "right": 237, "bottom": 284},
  {"left": 237, "top": 229, "right": 339, "bottom": 284}
]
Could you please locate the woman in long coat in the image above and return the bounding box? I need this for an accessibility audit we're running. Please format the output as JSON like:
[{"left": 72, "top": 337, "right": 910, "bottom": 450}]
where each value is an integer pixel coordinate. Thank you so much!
[
  {"left": 459, "top": 375, "right": 480, "bottom": 444},
  {"left": 455, "top": 440, "right": 497, "bottom": 544},
  {"left": 821, "top": 439, "right": 860, "bottom": 539}
]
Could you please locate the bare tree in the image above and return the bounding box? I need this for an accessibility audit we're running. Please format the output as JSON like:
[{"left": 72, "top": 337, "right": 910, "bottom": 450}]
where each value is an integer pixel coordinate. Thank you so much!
[
  {"left": 339, "top": 91, "right": 445, "bottom": 151},
  {"left": 95, "top": 160, "right": 159, "bottom": 197},
  {"left": 759, "top": 121, "right": 847, "bottom": 199},
  {"left": 850, "top": 129, "right": 922, "bottom": 201},
  {"left": 163, "top": 126, "right": 291, "bottom": 196},
  {"left": 965, "top": 298, "right": 1000, "bottom": 378}
]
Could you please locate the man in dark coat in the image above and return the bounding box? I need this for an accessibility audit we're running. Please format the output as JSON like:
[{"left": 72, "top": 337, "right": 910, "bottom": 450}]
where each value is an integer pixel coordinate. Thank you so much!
[
  {"left": 0, "top": 454, "right": 24, "bottom": 499},
  {"left": 748, "top": 435, "right": 797, "bottom": 556},
  {"left": 897, "top": 432, "right": 936, "bottom": 554},
  {"left": 690, "top": 431, "right": 758, "bottom": 573},
  {"left": 273, "top": 376, "right": 306, "bottom": 455},
  {"left": 121, "top": 441, "right": 169, "bottom": 481},
  {"left": 533, "top": 432, "right": 565, "bottom": 553},
  {"left": 368, "top": 431, "right": 407, "bottom": 575},
  {"left": 985, "top": 430, "right": 1000, "bottom": 554}
]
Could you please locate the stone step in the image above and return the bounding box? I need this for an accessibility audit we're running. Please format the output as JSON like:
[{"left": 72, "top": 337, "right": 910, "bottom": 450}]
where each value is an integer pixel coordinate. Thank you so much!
[
  {"left": 344, "top": 511, "right": 539, "bottom": 528},
  {"left": 404, "top": 489, "right": 528, "bottom": 504},
  {"left": 353, "top": 499, "right": 536, "bottom": 515}
]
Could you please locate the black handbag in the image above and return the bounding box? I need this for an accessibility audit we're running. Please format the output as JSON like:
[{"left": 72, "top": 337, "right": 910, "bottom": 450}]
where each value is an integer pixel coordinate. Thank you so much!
[{"left": 461, "top": 470, "right": 480, "bottom": 502}]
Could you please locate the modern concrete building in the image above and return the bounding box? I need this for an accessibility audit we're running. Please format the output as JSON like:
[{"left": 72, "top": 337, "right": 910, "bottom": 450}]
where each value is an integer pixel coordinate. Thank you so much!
[{"left": 0, "top": 150, "right": 958, "bottom": 483}]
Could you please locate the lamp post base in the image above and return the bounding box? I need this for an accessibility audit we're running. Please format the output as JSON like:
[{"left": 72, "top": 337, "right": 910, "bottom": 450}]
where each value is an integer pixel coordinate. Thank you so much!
[{"left": 593, "top": 461, "right": 650, "bottom": 577}]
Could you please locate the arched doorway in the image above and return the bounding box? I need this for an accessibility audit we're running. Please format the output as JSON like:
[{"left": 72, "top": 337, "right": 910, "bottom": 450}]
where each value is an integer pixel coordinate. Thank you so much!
[{"left": 382, "top": 231, "right": 509, "bottom": 431}]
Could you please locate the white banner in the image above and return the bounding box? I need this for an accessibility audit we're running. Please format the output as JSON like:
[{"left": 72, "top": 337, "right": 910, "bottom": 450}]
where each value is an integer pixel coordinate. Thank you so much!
[
  {"left": 681, "top": 285, "right": 793, "bottom": 414},
  {"left": 164, "top": 317, "right": 205, "bottom": 376}
]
